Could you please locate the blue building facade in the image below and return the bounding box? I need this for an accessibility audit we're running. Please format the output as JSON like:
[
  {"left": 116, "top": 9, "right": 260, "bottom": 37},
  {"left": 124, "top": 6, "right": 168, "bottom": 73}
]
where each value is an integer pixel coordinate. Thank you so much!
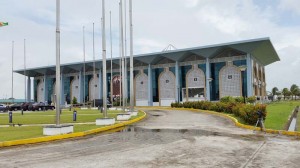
[{"left": 16, "top": 38, "right": 280, "bottom": 106}]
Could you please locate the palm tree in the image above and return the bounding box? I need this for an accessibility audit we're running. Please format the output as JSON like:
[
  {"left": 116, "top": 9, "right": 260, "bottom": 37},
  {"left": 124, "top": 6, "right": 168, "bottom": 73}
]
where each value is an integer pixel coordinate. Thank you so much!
[
  {"left": 290, "top": 84, "right": 299, "bottom": 100},
  {"left": 282, "top": 88, "right": 291, "bottom": 100},
  {"left": 271, "top": 87, "right": 279, "bottom": 101}
]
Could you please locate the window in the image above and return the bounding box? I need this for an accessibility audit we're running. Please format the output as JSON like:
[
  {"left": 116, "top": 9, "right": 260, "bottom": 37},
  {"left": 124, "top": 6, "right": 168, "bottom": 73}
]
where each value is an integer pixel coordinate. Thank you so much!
[
  {"left": 194, "top": 78, "right": 198, "bottom": 81},
  {"left": 228, "top": 75, "right": 232, "bottom": 79},
  {"left": 141, "top": 81, "right": 143, "bottom": 85},
  {"left": 166, "top": 80, "right": 169, "bottom": 83}
]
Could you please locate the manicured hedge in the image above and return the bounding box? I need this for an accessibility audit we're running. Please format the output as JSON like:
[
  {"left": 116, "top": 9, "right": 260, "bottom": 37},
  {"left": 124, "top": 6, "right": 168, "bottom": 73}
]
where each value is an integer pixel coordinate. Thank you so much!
[{"left": 171, "top": 98, "right": 267, "bottom": 125}]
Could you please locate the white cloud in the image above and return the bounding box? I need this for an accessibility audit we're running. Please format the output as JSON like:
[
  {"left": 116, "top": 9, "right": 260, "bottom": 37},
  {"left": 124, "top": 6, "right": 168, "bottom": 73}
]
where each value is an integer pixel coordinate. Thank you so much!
[{"left": 278, "top": 0, "right": 300, "bottom": 15}]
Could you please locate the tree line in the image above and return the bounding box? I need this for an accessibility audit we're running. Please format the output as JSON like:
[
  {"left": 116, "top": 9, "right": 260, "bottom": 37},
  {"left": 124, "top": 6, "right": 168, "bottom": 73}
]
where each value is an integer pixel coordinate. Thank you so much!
[{"left": 270, "top": 84, "right": 300, "bottom": 101}]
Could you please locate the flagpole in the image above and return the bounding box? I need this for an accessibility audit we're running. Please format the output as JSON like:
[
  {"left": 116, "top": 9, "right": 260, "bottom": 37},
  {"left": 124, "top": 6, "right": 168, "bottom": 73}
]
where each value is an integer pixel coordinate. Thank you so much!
[
  {"left": 124, "top": 0, "right": 128, "bottom": 108},
  {"left": 120, "top": 0, "right": 125, "bottom": 113},
  {"left": 93, "top": 23, "right": 96, "bottom": 107},
  {"left": 83, "top": 26, "right": 86, "bottom": 107},
  {"left": 110, "top": 11, "right": 113, "bottom": 106},
  {"left": 24, "top": 39, "right": 26, "bottom": 103},
  {"left": 12, "top": 41, "right": 14, "bottom": 103},
  {"left": 119, "top": 2, "right": 122, "bottom": 109},
  {"left": 55, "top": 0, "right": 61, "bottom": 126},
  {"left": 129, "top": 0, "right": 134, "bottom": 111},
  {"left": 102, "top": 0, "right": 108, "bottom": 118}
]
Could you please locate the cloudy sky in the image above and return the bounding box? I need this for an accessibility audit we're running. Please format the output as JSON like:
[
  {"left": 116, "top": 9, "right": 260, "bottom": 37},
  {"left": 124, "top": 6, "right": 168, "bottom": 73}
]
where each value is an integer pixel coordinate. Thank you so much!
[{"left": 1, "top": 0, "right": 300, "bottom": 99}]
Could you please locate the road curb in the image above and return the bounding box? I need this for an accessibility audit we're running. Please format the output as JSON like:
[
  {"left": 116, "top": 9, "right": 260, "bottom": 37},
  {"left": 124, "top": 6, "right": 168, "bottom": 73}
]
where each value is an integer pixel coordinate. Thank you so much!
[
  {"left": 0, "top": 111, "right": 146, "bottom": 148},
  {"left": 150, "top": 107, "right": 300, "bottom": 137}
]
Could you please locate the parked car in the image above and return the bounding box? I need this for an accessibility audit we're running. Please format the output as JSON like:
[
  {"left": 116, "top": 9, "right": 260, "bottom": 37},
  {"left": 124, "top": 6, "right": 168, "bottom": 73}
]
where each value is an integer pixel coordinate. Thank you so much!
[
  {"left": 8, "top": 103, "right": 23, "bottom": 111},
  {"left": 94, "top": 99, "right": 112, "bottom": 108},
  {"left": 21, "top": 102, "right": 34, "bottom": 111},
  {"left": 0, "top": 104, "right": 8, "bottom": 112},
  {"left": 29, "top": 102, "right": 55, "bottom": 111}
]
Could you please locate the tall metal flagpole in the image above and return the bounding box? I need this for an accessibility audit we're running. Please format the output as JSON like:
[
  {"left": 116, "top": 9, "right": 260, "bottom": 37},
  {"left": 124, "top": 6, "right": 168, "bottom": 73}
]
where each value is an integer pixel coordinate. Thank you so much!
[
  {"left": 55, "top": 0, "right": 61, "bottom": 126},
  {"left": 12, "top": 41, "right": 14, "bottom": 103},
  {"left": 102, "top": 0, "right": 108, "bottom": 118},
  {"left": 24, "top": 39, "right": 26, "bottom": 102},
  {"left": 83, "top": 26, "right": 86, "bottom": 107},
  {"left": 129, "top": 0, "right": 134, "bottom": 111},
  {"left": 110, "top": 11, "right": 113, "bottom": 106},
  {"left": 124, "top": 0, "right": 128, "bottom": 107},
  {"left": 119, "top": 2, "right": 122, "bottom": 109},
  {"left": 120, "top": 0, "right": 125, "bottom": 112},
  {"left": 93, "top": 23, "right": 96, "bottom": 107}
]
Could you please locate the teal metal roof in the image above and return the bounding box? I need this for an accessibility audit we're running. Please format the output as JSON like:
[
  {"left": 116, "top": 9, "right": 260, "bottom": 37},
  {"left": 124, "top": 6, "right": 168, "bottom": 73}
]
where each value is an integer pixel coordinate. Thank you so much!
[{"left": 15, "top": 37, "right": 280, "bottom": 77}]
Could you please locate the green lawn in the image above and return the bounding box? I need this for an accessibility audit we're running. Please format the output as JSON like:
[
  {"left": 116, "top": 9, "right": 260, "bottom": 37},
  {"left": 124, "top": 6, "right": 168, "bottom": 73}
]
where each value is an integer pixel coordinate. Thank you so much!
[
  {"left": 0, "top": 109, "right": 121, "bottom": 125},
  {"left": 264, "top": 101, "right": 300, "bottom": 130},
  {"left": 0, "top": 110, "right": 144, "bottom": 142}
]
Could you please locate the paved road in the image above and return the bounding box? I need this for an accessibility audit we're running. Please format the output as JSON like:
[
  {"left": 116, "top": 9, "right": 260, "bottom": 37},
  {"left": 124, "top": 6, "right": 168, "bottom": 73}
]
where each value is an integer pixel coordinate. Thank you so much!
[{"left": 0, "top": 109, "right": 300, "bottom": 168}]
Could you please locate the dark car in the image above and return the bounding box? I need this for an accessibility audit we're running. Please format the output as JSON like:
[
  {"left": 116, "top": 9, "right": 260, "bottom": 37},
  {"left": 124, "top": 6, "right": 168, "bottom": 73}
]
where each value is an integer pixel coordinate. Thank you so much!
[
  {"left": 8, "top": 103, "right": 23, "bottom": 111},
  {"left": 94, "top": 99, "right": 112, "bottom": 108},
  {"left": 29, "top": 102, "right": 55, "bottom": 111},
  {"left": 0, "top": 104, "right": 8, "bottom": 112},
  {"left": 21, "top": 102, "right": 34, "bottom": 111}
]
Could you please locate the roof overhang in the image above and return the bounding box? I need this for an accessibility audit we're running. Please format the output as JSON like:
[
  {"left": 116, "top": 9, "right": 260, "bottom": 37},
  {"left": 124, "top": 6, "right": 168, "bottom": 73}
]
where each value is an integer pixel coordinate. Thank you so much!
[{"left": 15, "top": 37, "right": 280, "bottom": 77}]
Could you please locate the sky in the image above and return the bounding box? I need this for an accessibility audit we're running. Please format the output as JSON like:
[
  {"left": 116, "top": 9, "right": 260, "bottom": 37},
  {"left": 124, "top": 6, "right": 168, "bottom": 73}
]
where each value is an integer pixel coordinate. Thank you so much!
[{"left": 1, "top": 0, "right": 300, "bottom": 99}]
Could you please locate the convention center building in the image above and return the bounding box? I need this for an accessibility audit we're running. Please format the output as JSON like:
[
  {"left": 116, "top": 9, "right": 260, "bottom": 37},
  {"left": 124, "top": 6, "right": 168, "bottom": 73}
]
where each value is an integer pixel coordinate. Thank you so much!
[{"left": 15, "top": 38, "right": 280, "bottom": 106}]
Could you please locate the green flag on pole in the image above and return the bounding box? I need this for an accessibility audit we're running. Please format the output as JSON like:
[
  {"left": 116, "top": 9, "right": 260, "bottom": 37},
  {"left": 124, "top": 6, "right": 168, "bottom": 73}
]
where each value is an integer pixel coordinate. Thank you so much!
[{"left": 0, "top": 22, "right": 8, "bottom": 27}]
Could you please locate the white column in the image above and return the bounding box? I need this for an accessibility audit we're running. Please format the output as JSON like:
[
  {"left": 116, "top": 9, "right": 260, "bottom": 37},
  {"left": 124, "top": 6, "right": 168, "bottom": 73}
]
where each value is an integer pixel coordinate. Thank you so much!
[
  {"left": 148, "top": 64, "right": 153, "bottom": 106},
  {"left": 205, "top": 58, "right": 211, "bottom": 101},
  {"left": 246, "top": 54, "right": 253, "bottom": 97}
]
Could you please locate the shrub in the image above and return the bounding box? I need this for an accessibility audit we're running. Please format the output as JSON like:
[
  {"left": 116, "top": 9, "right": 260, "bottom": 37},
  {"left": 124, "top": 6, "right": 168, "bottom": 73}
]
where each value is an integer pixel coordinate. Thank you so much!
[
  {"left": 234, "top": 97, "right": 244, "bottom": 103},
  {"left": 171, "top": 96, "right": 268, "bottom": 125},
  {"left": 72, "top": 97, "right": 78, "bottom": 104},
  {"left": 246, "top": 96, "right": 256, "bottom": 104},
  {"left": 220, "top": 96, "right": 235, "bottom": 103}
]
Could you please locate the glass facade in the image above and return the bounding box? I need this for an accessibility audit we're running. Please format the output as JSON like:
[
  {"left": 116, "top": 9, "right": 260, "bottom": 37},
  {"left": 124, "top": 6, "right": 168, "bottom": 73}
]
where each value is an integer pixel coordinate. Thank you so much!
[
  {"left": 33, "top": 59, "right": 250, "bottom": 104},
  {"left": 180, "top": 65, "right": 191, "bottom": 101},
  {"left": 152, "top": 68, "right": 164, "bottom": 102},
  {"left": 64, "top": 77, "right": 71, "bottom": 104},
  {"left": 33, "top": 79, "right": 38, "bottom": 102},
  {"left": 210, "top": 62, "right": 226, "bottom": 101},
  {"left": 47, "top": 78, "right": 54, "bottom": 104}
]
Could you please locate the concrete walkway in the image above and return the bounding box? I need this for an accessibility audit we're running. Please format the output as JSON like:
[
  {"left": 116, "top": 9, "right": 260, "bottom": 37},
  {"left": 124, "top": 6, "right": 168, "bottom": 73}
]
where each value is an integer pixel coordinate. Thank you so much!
[{"left": 0, "top": 109, "right": 300, "bottom": 168}]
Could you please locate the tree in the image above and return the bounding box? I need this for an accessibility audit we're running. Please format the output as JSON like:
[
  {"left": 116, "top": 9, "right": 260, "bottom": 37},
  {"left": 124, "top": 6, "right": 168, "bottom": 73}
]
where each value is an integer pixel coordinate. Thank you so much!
[
  {"left": 282, "top": 88, "right": 291, "bottom": 100},
  {"left": 72, "top": 97, "right": 78, "bottom": 105},
  {"left": 271, "top": 87, "right": 279, "bottom": 101},
  {"left": 290, "top": 84, "right": 299, "bottom": 100}
]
